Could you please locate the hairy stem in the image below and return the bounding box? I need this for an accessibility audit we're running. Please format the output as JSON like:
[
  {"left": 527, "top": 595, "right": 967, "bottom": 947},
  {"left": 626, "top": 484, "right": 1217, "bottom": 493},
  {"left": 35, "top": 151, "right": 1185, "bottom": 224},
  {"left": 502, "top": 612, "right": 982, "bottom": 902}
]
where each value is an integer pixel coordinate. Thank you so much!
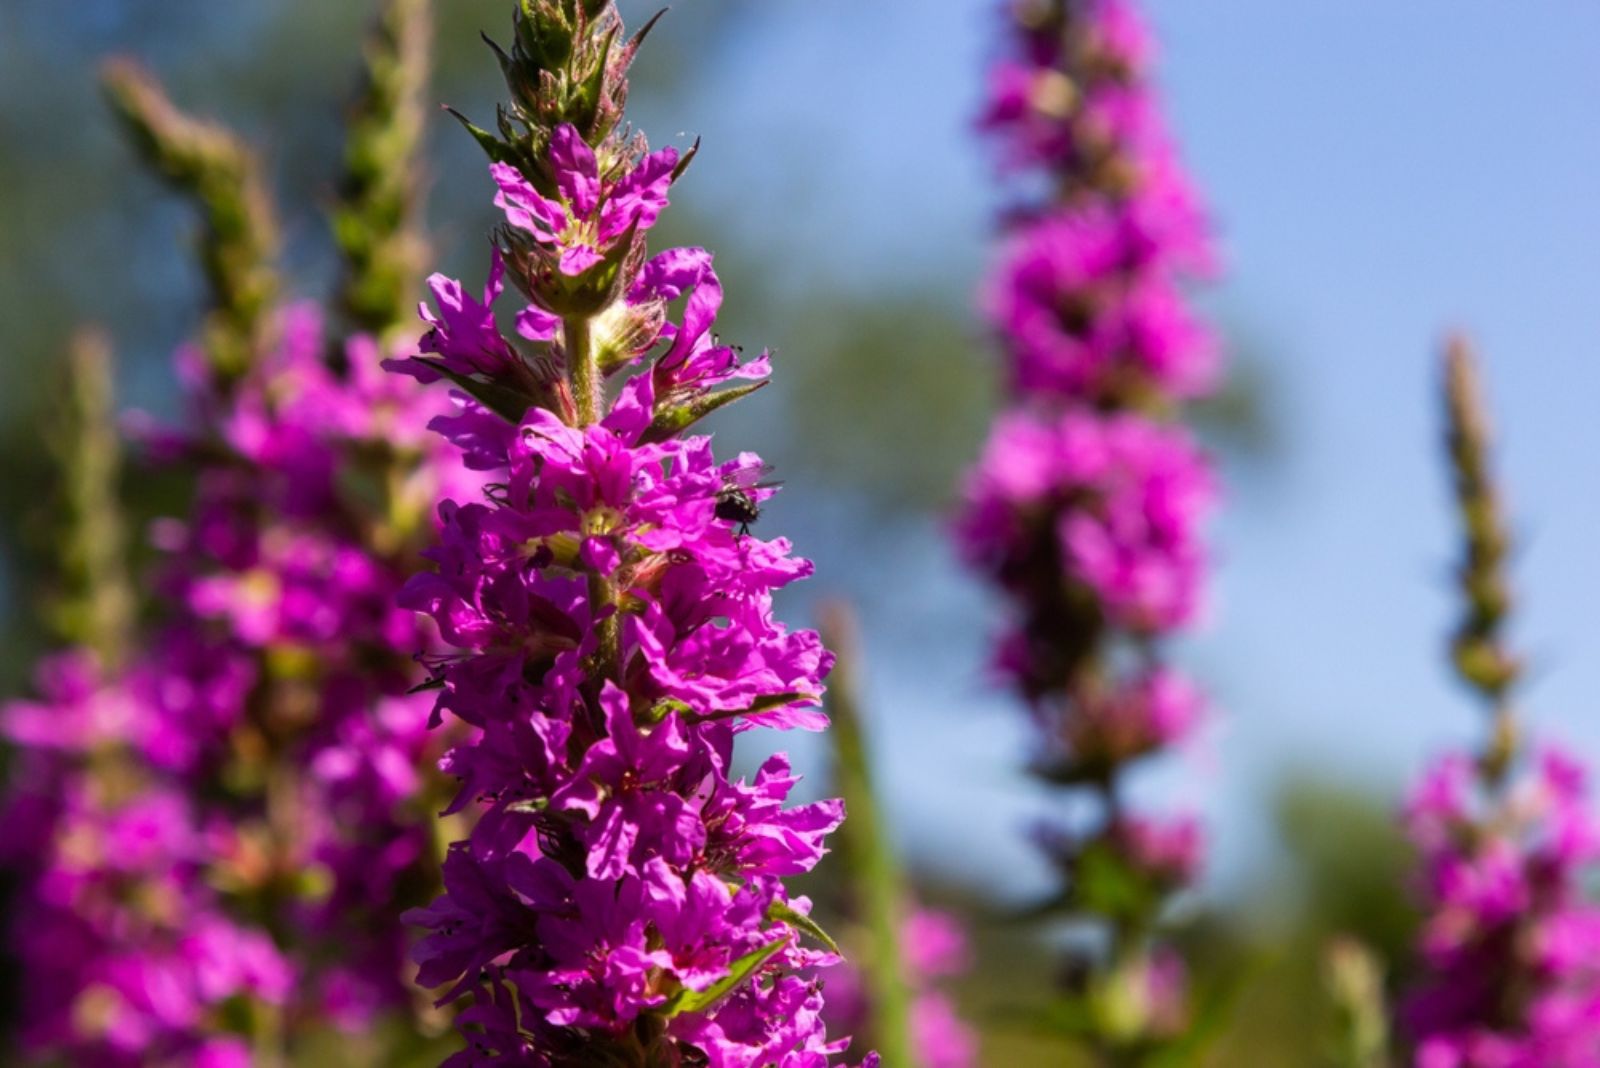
[
  {"left": 565, "top": 315, "right": 601, "bottom": 426},
  {"left": 566, "top": 312, "right": 620, "bottom": 682}
]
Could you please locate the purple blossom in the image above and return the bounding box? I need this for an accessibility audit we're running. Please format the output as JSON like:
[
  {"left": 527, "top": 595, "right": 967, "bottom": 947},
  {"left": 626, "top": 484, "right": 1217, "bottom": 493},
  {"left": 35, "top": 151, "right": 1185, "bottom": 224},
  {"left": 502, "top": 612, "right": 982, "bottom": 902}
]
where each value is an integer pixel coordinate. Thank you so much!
[
  {"left": 1047, "top": 669, "right": 1203, "bottom": 776},
  {"left": 392, "top": 11, "right": 862, "bottom": 1063},
  {"left": 987, "top": 206, "right": 1217, "bottom": 401},
  {"left": 1404, "top": 747, "right": 1600, "bottom": 1067},
  {"left": 959, "top": 409, "right": 1213, "bottom": 655},
  {"left": 820, "top": 908, "right": 978, "bottom": 1068},
  {"left": 403, "top": 376, "right": 853, "bottom": 1056},
  {"left": 956, "top": 0, "right": 1218, "bottom": 1053},
  {"left": 491, "top": 124, "right": 678, "bottom": 276},
  {"left": 630, "top": 247, "right": 773, "bottom": 399},
  {"left": 1, "top": 306, "right": 480, "bottom": 1061},
  {"left": 391, "top": 251, "right": 521, "bottom": 383}
]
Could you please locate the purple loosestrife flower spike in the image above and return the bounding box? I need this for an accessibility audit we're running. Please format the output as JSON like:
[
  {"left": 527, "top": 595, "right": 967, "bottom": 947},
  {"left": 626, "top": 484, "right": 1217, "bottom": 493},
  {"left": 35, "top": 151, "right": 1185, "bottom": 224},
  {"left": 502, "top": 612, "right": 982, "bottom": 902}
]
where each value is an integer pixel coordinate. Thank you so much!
[
  {"left": 393, "top": 4, "right": 868, "bottom": 1065},
  {"left": 1397, "top": 337, "right": 1600, "bottom": 1067},
  {"left": 1, "top": 307, "right": 480, "bottom": 1065},
  {"left": 1, "top": 29, "right": 477, "bottom": 1061},
  {"left": 956, "top": 0, "right": 1220, "bottom": 1058}
]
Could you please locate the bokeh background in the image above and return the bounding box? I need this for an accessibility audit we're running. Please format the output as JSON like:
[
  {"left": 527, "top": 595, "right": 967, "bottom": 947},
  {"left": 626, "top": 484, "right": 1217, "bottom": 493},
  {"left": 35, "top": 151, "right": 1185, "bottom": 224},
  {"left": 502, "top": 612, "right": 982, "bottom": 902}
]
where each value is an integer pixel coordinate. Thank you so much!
[{"left": 5, "top": 1, "right": 1600, "bottom": 1061}]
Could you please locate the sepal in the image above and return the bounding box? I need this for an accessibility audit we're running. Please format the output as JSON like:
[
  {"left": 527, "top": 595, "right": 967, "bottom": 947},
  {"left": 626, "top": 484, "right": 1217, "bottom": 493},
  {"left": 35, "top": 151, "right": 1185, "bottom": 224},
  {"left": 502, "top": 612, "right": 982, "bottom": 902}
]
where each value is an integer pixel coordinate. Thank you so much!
[{"left": 641, "top": 381, "right": 767, "bottom": 443}]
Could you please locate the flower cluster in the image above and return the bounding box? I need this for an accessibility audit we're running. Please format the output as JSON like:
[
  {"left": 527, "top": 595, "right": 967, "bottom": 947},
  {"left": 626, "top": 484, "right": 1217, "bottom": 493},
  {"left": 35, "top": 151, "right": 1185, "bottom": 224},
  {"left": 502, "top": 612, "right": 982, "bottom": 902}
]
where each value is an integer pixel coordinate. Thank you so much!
[
  {"left": 1403, "top": 750, "right": 1600, "bottom": 1068},
  {"left": 392, "top": 4, "right": 863, "bottom": 1064},
  {"left": 1396, "top": 340, "right": 1600, "bottom": 1066},
  {"left": 959, "top": 412, "right": 1212, "bottom": 696},
  {"left": 0, "top": 309, "right": 467, "bottom": 1065},
  {"left": 956, "top": 0, "right": 1218, "bottom": 1051},
  {"left": 981, "top": 0, "right": 1216, "bottom": 407}
]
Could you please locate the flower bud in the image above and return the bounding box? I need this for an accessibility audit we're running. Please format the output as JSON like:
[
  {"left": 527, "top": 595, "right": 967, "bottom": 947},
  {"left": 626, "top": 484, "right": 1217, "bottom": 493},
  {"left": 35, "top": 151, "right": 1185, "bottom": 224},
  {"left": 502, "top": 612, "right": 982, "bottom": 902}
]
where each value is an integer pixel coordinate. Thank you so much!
[{"left": 594, "top": 293, "right": 666, "bottom": 372}]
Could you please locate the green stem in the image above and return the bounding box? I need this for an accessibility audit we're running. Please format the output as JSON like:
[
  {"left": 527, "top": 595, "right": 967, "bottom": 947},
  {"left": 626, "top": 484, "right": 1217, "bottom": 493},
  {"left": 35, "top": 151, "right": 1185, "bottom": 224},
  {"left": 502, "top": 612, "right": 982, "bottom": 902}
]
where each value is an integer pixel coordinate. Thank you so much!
[
  {"left": 1322, "top": 938, "right": 1392, "bottom": 1068},
  {"left": 565, "top": 315, "right": 601, "bottom": 427},
  {"left": 818, "top": 603, "right": 916, "bottom": 1068},
  {"left": 565, "top": 312, "right": 620, "bottom": 683}
]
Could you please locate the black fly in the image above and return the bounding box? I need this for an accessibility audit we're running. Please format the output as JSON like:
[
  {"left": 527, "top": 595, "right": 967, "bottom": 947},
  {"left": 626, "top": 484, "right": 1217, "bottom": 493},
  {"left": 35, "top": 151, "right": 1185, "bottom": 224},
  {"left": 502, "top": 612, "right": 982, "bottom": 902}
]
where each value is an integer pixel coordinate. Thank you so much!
[{"left": 715, "top": 464, "right": 781, "bottom": 536}]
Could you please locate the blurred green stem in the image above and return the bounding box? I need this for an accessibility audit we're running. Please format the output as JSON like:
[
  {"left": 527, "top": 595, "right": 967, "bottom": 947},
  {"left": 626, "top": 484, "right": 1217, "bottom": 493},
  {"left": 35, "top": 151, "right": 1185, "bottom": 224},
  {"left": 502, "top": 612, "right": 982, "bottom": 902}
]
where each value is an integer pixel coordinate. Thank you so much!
[
  {"left": 102, "top": 57, "right": 280, "bottom": 383},
  {"left": 1321, "top": 938, "right": 1391, "bottom": 1068},
  {"left": 334, "top": 0, "right": 433, "bottom": 339},
  {"left": 45, "top": 328, "right": 135, "bottom": 668},
  {"left": 819, "top": 601, "right": 916, "bottom": 1068}
]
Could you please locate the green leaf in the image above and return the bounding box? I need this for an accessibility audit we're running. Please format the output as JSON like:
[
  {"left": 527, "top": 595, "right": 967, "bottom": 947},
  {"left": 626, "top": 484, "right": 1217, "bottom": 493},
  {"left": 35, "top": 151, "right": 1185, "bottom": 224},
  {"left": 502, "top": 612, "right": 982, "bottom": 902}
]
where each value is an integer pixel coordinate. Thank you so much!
[
  {"left": 642, "top": 380, "right": 768, "bottom": 443},
  {"left": 413, "top": 358, "right": 537, "bottom": 424},
  {"left": 641, "top": 697, "right": 693, "bottom": 725},
  {"left": 670, "top": 136, "right": 701, "bottom": 184},
  {"left": 685, "top": 691, "right": 815, "bottom": 726},
  {"left": 764, "top": 900, "right": 839, "bottom": 954},
  {"left": 663, "top": 935, "right": 788, "bottom": 1018},
  {"left": 1075, "top": 842, "right": 1161, "bottom": 924},
  {"left": 628, "top": 9, "right": 669, "bottom": 54},
  {"left": 445, "top": 107, "right": 517, "bottom": 166}
]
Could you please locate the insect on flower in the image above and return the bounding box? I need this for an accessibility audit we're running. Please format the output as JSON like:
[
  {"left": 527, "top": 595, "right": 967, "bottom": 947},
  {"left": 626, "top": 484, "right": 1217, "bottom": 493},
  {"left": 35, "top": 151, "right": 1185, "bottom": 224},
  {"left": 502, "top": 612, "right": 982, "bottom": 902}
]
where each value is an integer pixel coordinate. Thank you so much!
[{"left": 715, "top": 464, "right": 781, "bottom": 536}]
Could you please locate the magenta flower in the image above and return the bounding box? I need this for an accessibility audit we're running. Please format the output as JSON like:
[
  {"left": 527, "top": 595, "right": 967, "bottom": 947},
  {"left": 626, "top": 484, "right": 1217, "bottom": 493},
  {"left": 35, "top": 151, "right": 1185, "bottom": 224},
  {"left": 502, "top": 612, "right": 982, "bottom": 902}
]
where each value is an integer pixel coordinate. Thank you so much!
[
  {"left": 820, "top": 907, "right": 978, "bottom": 1068},
  {"left": 403, "top": 372, "right": 853, "bottom": 1057},
  {"left": 956, "top": 0, "right": 1218, "bottom": 1055},
  {"left": 491, "top": 125, "right": 678, "bottom": 276},
  {"left": 393, "top": 252, "right": 522, "bottom": 383},
  {"left": 0, "top": 306, "right": 480, "bottom": 1063},
  {"left": 987, "top": 208, "right": 1217, "bottom": 401},
  {"left": 959, "top": 409, "right": 1213, "bottom": 703},
  {"left": 631, "top": 247, "right": 772, "bottom": 400},
  {"left": 1404, "top": 748, "right": 1600, "bottom": 1067},
  {"left": 392, "top": 5, "right": 866, "bottom": 1064}
]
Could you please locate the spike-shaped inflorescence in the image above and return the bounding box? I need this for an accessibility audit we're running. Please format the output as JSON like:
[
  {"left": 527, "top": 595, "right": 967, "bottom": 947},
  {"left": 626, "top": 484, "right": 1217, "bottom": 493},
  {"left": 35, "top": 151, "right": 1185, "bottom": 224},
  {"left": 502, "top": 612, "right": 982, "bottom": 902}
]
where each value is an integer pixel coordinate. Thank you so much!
[
  {"left": 392, "top": 3, "right": 867, "bottom": 1065},
  {"left": 0, "top": 5, "right": 476, "bottom": 1063},
  {"left": 334, "top": 0, "right": 434, "bottom": 338},
  {"left": 1399, "top": 337, "right": 1600, "bottom": 1067},
  {"left": 956, "top": 0, "right": 1219, "bottom": 1058},
  {"left": 101, "top": 58, "right": 281, "bottom": 383}
]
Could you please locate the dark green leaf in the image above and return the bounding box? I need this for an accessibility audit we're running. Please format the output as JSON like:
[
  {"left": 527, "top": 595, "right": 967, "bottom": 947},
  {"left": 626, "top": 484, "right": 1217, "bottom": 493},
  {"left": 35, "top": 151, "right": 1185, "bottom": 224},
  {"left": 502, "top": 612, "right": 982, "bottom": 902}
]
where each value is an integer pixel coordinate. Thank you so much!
[{"left": 663, "top": 936, "right": 788, "bottom": 1018}]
